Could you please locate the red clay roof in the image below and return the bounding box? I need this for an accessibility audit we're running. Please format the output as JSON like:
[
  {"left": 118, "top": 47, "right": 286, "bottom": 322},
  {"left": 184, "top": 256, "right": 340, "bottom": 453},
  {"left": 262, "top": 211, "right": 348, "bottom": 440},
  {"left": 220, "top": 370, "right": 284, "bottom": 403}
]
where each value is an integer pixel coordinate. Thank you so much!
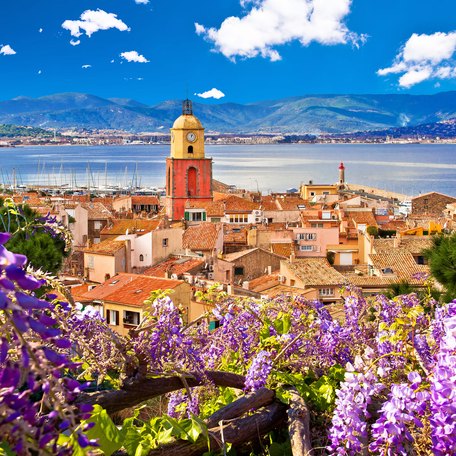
[
  {"left": 82, "top": 273, "right": 185, "bottom": 307},
  {"left": 101, "top": 219, "right": 161, "bottom": 236},
  {"left": 143, "top": 256, "right": 204, "bottom": 278},
  {"left": 183, "top": 222, "right": 222, "bottom": 251},
  {"left": 84, "top": 238, "right": 125, "bottom": 255},
  {"left": 187, "top": 200, "right": 225, "bottom": 217},
  {"left": 131, "top": 196, "right": 160, "bottom": 205}
]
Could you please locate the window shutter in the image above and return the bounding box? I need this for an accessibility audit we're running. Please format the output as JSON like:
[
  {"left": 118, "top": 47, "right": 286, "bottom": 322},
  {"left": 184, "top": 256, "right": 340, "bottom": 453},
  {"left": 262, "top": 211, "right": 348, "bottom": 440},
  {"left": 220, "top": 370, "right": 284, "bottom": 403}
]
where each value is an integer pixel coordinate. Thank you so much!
[
  {"left": 184, "top": 212, "right": 190, "bottom": 221},
  {"left": 202, "top": 212, "right": 207, "bottom": 221},
  {"left": 106, "top": 310, "right": 110, "bottom": 324},
  {"left": 115, "top": 311, "right": 119, "bottom": 326}
]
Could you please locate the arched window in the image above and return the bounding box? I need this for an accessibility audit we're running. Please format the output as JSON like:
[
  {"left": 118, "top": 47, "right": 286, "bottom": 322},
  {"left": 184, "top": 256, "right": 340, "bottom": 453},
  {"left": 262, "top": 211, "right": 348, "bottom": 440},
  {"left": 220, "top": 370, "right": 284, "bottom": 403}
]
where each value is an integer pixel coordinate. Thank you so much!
[
  {"left": 187, "top": 167, "right": 197, "bottom": 197},
  {"left": 139, "top": 254, "right": 144, "bottom": 262},
  {"left": 188, "top": 145, "right": 193, "bottom": 154}
]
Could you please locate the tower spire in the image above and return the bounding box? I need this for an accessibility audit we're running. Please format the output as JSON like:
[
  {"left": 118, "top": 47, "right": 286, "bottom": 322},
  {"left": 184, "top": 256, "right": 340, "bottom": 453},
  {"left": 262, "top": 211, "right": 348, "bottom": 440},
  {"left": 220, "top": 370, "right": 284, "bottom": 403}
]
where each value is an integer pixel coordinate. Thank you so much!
[{"left": 182, "top": 99, "right": 193, "bottom": 115}]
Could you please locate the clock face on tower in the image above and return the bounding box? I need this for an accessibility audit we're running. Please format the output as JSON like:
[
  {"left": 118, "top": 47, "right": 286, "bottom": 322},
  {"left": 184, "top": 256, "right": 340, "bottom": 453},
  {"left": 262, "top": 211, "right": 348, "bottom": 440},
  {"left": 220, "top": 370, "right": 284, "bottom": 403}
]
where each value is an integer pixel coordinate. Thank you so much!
[{"left": 186, "top": 132, "right": 197, "bottom": 143}]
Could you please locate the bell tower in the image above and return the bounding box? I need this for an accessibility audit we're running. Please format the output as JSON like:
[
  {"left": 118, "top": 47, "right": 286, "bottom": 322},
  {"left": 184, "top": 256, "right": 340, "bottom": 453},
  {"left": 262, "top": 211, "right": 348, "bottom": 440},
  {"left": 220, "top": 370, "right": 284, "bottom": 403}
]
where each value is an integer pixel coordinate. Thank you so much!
[{"left": 165, "top": 100, "right": 213, "bottom": 221}]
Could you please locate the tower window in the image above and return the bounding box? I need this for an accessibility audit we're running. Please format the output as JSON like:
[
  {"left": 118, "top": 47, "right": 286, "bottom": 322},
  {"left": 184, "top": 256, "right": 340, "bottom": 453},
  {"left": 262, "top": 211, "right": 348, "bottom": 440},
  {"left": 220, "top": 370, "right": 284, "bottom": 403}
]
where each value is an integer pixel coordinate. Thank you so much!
[{"left": 188, "top": 145, "right": 193, "bottom": 154}]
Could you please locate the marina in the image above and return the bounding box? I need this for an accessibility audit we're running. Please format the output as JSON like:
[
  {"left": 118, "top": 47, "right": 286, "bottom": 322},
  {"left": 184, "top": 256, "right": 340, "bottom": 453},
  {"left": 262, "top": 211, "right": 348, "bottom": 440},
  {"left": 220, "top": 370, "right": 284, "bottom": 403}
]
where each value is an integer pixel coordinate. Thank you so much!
[{"left": 0, "top": 143, "right": 455, "bottom": 197}]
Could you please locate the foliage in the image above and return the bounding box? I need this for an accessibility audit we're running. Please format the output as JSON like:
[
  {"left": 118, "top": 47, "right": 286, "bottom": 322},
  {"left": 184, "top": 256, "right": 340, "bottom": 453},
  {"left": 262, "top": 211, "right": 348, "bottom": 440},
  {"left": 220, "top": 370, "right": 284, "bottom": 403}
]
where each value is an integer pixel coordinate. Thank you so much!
[
  {"left": 366, "top": 225, "right": 378, "bottom": 237},
  {"left": 0, "top": 198, "right": 70, "bottom": 273},
  {"left": 0, "top": 222, "right": 455, "bottom": 455},
  {"left": 0, "top": 124, "right": 56, "bottom": 138},
  {"left": 424, "top": 233, "right": 456, "bottom": 302}
]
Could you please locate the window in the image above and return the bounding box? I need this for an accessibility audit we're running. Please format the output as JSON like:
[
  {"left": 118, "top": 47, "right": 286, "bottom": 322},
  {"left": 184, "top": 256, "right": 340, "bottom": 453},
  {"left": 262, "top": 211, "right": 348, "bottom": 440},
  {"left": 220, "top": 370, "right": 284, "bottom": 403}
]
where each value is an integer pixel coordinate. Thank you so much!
[
  {"left": 300, "top": 245, "right": 314, "bottom": 251},
  {"left": 290, "top": 279, "right": 295, "bottom": 286},
  {"left": 87, "top": 255, "right": 94, "bottom": 269},
  {"left": 229, "top": 214, "right": 249, "bottom": 223},
  {"left": 106, "top": 309, "right": 119, "bottom": 326},
  {"left": 319, "top": 288, "right": 334, "bottom": 296},
  {"left": 310, "top": 192, "right": 315, "bottom": 196},
  {"left": 297, "top": 233, "right": 316, "bottom": 241},
  {"left": 188, "top": 145, "right": 193, "bottom": 154},
  {"left": 162, "top": 238, "right": 168, "bottom": 247},
  {"left": 123, "top": 310, "right": 140, "bottom": 326},
  {"left": 234, "top": 266, "right": 244, "bottom": 276},
  {"left": 139, "top": 254, "right": 144, "bottom": 262},
  {"left": 322, "top": 191, "right": 330, "bottom": 195},
  {"left": 94, "top": 221, "right": 102, "bottom": 230},
  {"left": 322, "top": 211, "right": 331, "bottom": 220},
  {"left": 311, "top": 223, "right": 324, "bottom": 228}
]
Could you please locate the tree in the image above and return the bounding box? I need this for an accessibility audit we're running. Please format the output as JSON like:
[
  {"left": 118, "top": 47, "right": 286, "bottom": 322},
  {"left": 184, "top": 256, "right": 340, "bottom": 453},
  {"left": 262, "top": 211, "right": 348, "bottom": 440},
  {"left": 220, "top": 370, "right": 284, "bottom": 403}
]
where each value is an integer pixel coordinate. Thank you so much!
[
  {"left": 424, "top": 233, "right": 456, "bottom": 301},
  {"left": 0, "top": 198, "right": 69, "bottom": 274}
]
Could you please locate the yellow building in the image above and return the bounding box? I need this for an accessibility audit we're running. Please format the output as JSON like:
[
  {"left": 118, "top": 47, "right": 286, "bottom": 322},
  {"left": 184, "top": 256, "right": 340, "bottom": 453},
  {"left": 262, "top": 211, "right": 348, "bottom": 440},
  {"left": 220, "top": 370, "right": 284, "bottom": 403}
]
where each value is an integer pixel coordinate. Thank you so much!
[{"left": 300, "top": 183, "right": 338, "bottom": 200}]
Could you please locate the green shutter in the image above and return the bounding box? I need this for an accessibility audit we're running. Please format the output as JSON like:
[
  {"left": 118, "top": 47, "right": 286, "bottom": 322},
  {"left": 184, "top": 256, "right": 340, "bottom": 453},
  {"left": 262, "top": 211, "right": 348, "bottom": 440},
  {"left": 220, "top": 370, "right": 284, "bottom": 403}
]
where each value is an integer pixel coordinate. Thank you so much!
[
  {"left": 184, "top": 211, "right": 190, "bottom": 221},
  {"left": 202, "top": 212, "right": 207, "bottom": 221}
]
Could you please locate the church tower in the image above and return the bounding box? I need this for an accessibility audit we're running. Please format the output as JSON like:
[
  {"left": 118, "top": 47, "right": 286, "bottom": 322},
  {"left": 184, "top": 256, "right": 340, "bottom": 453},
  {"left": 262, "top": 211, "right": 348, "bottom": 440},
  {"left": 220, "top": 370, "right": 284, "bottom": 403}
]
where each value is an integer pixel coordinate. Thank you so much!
[{"left": 165, "top": 100, "right": 213, "bottom": 220}]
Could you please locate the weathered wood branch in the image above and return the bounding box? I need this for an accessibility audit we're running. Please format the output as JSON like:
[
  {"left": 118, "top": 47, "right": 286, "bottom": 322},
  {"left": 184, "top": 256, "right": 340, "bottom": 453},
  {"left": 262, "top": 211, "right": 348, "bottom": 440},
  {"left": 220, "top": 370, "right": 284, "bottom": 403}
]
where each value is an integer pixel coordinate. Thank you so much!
[
  {"left": 147, "top": 401, "right": 287, "bottom": 456},
  {"left": 287, "top": 388, "right": 313, "bottom": 456},
  {"left": 76, "top": 371, "right": 245, "bottom": 415},
  {"left": 206, "top": 387, "right": 275, "bottom": 428}
]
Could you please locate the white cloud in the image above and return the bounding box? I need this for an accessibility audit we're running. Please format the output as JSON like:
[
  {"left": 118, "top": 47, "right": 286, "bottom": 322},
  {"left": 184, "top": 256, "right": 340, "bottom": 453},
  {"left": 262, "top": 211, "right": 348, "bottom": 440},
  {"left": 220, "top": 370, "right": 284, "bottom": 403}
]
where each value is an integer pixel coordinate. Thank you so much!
[
  {"left": 195, "top": 0, "right": 365, "bottom": 61},
  {"left": 0, "top": 45, "right": 16, "bottom": 56},
  {"left": 378, "top": 31, "right": 456, "bottom": 88},
  {"left": 195, "top": 88, "right": 226, "bottom": 99},
  {"left": 70, "top": 39, "right": 81, "bottom": 46},
  {"left": 120, "top": 50, "right": 149, "bottom": 63},
  {"left": 62, "top": 9, "right": 130, "bottom": 40},
  {"left": 135, "top": 0, "right": 149, "bottom": 3},
  {"left": 39, "top": 28, "right": 43, "bottom": 33},
  {"left": 38, "top": 70, "right": 42, "bottom": 75},
  {"left": 82, "top": 64, "right": 92, "bottom": 69}
]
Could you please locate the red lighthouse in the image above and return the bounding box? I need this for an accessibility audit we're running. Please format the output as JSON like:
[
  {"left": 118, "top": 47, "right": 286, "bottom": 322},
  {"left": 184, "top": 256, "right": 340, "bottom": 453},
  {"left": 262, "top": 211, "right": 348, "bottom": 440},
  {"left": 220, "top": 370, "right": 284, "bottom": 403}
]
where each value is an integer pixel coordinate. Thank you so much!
[{"left": 165, "top": 100, "right": 213, "bottom": 221}]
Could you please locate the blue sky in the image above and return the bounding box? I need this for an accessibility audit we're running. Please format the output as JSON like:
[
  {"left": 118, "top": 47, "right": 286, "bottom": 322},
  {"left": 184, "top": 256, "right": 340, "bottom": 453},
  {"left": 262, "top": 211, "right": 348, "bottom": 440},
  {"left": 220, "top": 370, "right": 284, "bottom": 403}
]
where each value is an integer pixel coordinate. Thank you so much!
[{"left": 1, "top": 0, "right": 456, "bottom": 104}]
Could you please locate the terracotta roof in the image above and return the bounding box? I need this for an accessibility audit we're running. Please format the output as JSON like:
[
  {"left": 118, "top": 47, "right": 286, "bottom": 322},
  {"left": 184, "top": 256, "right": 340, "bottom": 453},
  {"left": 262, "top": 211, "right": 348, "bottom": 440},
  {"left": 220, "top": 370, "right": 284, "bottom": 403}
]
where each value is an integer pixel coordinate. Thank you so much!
[
  {"left": 411, "top": 191, "right": 456, "bottom": 201},
  {"left": 349, "top": 211, "right": 378, "bottom": 227},
  {"left": 285, "top": 257, "right": 345, "bottom": 287},
  {"left": 379, "top": 220, "right": 408, "bottom": 230},
  {"left": 143, "top": 256, "right": 204, "bottom": 278},
  {"left": 373, "top": 236, "right": 432, "bottom": 255},
  {"left": 369, "top": 251, "right": 429, "bottom": 282},
  {"left": 223, "top": 247, "right": 279, "bottom": 262},
  {"left": 82, "top": 273, "right": 185, "bottom": 308},
  {"left": 261, "top": 196, "right": 279, "bottom": 211},
  {"left": 131, "top": 196, "right": 160, "bottom": 205},
  {"left": 224, "top": 225, "right": 248, "bottom": 244},
  {"left": 101, "top": 219, "right": 160, "bottom": 236},
  {"left": 223, "top": 195, "right": 260, "bottom": 212},
  {"left": 80, "top": 202, "right": 112, "bottom": 220},
  {"left": 71, "top": 284, "right": 92, "bottom": 302},
  {"left": 84, "top": 239, "right": 125, "bottom": 255},
  {"left": 92, "top": 197, "right": 115, "bottom": 210},
  {"left": 261, "top": 285, "right": 316, "bottom": 299},
  {"left": 248, "top": 273, "right": 280, "bottom": 293},
  {"left": 276, "top": 197, "right": 308, "bottom": 211},
  {"left": 183, "top": 222, "right": 222, "bottom": 251},
  {"left": 271, "top": 242, "right": 294, "bottom": 257},
  {"left": 187, "top": 200, "right": 225, "bottom": 217}
]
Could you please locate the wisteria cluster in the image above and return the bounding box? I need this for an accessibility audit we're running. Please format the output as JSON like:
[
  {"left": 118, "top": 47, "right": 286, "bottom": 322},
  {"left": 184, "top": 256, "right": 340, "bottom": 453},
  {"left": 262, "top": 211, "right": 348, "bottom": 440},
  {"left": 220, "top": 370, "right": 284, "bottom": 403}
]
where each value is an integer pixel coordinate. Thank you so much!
[
  {"left": 2, "top": 211, "right": 456, "bottom": 455},
  {"left": 328, "top": 293, "right": 456, "bottom": 455},
  {"left": 0, "top": 233, "right": 94, "bottom": 454},
  {"left": 35, "top": 212, "right": 73, "bottom": 253}
]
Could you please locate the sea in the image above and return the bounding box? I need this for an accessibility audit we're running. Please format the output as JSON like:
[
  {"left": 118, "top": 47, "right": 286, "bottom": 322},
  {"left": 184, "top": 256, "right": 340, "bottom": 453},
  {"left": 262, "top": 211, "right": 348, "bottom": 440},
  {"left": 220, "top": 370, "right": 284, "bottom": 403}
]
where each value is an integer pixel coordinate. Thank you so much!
[{"left": 0, "top": 143, "right": 455, "bottom": 197}]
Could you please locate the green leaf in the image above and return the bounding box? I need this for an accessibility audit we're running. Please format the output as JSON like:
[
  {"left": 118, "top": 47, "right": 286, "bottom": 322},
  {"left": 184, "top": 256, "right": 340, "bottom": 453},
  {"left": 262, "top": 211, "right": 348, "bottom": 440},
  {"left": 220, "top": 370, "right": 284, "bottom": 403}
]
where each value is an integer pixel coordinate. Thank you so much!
[
  {"left": 83, "top": 405, "right": 123, "bottom": 455},
  {"left": 268, "top": 442, "right": 289, "bottom": 456},
  {"left": 0, "top": 442, "right": 15, "bottom": 456}
]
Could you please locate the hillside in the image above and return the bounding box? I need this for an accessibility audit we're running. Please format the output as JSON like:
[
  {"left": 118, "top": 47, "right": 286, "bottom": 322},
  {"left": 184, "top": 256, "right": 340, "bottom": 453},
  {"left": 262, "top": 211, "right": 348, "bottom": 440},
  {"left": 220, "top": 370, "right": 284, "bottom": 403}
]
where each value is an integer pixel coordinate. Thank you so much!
[{"left": 0, "top": 91, "right": 456, "bottom": 134}]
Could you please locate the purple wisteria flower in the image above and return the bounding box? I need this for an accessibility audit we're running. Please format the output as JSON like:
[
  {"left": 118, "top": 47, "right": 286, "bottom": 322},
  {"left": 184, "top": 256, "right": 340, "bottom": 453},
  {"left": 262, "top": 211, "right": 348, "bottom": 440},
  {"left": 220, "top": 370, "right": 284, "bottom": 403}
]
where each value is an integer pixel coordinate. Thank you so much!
[
  {"left": 244, "top": 350, "right": 274, "bottom": 391},
  {"left": 328, "top": 349, "right": 384, "bottom": 455},
  {"left": 369, "top": 372, "right": 429, "bottom": 455},
  {"left": 430, "top": 313, "right": 456, "bottom": 456}
]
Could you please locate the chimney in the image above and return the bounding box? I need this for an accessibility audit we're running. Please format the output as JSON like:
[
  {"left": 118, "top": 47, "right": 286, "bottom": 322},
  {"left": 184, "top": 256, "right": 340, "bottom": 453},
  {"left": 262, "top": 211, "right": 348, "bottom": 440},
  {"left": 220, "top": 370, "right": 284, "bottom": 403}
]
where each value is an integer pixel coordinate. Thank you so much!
[
  {"left": 267, "top": 265, "right": 272, "bottom": 275},
  {"left": 289, "top": 252, "right": 296, "bottom": 263}
]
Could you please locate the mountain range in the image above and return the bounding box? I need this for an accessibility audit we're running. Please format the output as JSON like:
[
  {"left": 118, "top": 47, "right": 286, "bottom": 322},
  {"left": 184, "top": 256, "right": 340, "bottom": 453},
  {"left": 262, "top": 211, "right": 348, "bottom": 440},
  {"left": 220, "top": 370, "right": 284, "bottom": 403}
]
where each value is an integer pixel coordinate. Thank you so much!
[{"left": 1, "top": 91, "right": 456, "bottom": 134}]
